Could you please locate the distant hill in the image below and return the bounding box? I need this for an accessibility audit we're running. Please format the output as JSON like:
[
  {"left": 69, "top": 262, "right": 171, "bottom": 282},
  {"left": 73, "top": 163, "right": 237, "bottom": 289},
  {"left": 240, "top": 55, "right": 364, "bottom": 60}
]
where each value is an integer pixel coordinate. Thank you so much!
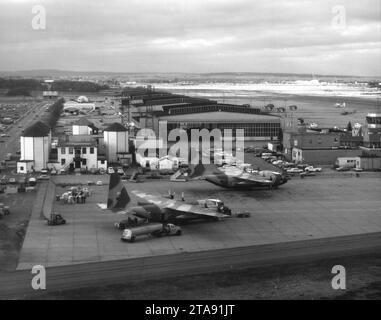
[{"left": 0, "top": 70, "right": 379, "bottom": 84}]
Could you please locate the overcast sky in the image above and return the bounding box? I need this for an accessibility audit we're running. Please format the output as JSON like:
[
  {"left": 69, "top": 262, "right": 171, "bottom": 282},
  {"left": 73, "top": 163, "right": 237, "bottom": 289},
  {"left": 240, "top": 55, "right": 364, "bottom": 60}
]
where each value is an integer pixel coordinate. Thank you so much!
[{"left": 0, "top": 0, "right": 380, "bottom": 76}]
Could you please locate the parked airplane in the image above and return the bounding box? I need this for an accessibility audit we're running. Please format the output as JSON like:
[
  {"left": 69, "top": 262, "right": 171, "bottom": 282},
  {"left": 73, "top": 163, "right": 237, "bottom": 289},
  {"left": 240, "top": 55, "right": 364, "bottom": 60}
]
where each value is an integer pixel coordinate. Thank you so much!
[
  {"left": 186, "top": 162, "right": 288, "bottom": 189},
  {"left": 100, "top": 173, "right": 232, "bottom": 228}
]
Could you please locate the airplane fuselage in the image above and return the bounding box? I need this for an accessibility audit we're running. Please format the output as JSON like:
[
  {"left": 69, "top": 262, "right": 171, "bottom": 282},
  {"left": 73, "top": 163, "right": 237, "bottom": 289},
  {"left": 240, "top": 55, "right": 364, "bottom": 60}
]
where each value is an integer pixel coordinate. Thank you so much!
[{"left": 203, "top": 171, "right": 287, "bottom": 189}]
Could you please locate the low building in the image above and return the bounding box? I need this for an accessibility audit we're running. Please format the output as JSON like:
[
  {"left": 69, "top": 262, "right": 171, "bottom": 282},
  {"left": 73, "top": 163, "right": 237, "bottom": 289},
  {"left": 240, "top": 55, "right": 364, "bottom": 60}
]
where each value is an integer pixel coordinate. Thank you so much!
[
  {"left": 48, "top": 135, "right": 107, "bottom": 172},
  {"left": 335, "top": 157, "right": 358, "bottom": 168},
  {"left": 158, "top": 156, "right": 179, "bottom": 170},
  {"left": 292, "top": 148, "right": 362, "bottom": 165},
  {"left": 339, "top": 133, "right": 363, "bottom": 148},
  {"left": 43, "top": 91, "right": 58, "bottom": 99},
  {"left": 356, "top": 156, "right": 381, "bottom": 170},
  {"left": 291, "top": 132, "right": 341, "bottom": 150},
  {"left": 72, "top": 118, "right": 99, "bottom": 135},
  {"left": 17, "top": 160, "right": 34, "bottom": 174},
  {"left": 55, "top": 141, "right": 98, "bottom": 171},
  {"left": 97, "top": 155, "right": 108, "bottom": 171}
]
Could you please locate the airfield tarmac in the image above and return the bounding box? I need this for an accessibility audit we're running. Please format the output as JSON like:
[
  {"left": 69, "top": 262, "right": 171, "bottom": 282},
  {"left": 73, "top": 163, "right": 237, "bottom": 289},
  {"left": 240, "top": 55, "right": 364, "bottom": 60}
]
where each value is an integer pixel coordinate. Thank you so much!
[{"left": 17, "top": 174, "right": 381, "bottom": 270}]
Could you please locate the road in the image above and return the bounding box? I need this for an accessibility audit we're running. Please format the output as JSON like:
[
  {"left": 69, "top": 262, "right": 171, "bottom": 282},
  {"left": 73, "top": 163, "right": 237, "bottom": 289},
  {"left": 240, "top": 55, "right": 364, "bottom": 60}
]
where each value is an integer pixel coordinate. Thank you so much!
[
  {"left": 0, "top": 101, "right": 48, "bottom": 161},
  {"left": 0, "top": 231, "right": 380, "bottom": 299}
]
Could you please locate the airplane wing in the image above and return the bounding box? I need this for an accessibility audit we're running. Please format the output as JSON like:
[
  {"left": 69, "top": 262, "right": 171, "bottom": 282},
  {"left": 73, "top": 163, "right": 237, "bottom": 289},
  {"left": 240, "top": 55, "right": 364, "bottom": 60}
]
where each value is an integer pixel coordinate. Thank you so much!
[
  {"left": 234, "top": 176, "right": 273, "bottom": 185},
  {"left": 131, "top": 190, "right": 230, "bottom": 219}
]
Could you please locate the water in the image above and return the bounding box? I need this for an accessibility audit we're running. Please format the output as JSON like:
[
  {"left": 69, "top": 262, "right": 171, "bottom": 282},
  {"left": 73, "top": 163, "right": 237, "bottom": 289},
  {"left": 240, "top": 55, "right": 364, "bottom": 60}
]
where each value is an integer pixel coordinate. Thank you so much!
[{"left": 142, "top": 74, "right": 381, "bottom": 128}]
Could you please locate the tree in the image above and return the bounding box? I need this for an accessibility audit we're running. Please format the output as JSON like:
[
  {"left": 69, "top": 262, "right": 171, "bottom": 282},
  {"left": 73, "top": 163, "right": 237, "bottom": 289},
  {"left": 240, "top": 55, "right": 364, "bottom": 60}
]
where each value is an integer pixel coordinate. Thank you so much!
[{"left": 346, "top": 122, "right": 353, "bottom": 132}]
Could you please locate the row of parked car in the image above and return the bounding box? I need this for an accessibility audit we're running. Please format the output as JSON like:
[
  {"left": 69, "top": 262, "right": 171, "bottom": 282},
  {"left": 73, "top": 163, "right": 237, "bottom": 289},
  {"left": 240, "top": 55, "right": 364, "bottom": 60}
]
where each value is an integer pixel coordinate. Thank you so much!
[
  {"left": 0, "top": 176, "right": 37, "bottom": 188},
  {"left": 259, "top": 152, "right": 323, "bottom": 175}
]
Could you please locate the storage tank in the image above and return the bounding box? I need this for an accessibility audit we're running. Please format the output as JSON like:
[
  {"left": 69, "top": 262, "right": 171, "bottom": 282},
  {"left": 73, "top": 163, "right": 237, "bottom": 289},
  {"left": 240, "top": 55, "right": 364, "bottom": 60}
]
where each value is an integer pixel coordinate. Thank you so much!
[
  {"left": 20, "top": 121, "right": 51, "bottom": 171},
  {"left": 103, "top": 123, "right": 129, "bottom": 163}
]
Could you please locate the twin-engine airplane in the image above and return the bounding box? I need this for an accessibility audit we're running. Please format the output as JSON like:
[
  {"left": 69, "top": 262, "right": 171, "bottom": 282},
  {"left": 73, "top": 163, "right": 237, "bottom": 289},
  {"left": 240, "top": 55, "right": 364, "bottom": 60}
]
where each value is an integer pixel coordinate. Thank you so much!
[{"left": 100, "top": 173, "right": 232, "bottom": 227}]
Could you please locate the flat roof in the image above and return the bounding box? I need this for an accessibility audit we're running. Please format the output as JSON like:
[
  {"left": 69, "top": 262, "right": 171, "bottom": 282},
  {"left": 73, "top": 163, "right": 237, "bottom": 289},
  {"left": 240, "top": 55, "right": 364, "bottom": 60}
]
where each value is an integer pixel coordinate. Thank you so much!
[
  {"left": 158, "top": 111, "right": 280, "bottom": 123},
  {"left": 57, "top": 141, "right": 97, "bottom": 147}
]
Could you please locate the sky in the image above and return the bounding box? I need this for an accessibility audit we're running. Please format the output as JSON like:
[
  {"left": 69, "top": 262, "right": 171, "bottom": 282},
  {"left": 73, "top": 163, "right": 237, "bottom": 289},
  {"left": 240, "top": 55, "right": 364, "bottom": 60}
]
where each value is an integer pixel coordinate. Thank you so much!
[{"left": 0, "top": 0, "right": 380, "bottom": 76}]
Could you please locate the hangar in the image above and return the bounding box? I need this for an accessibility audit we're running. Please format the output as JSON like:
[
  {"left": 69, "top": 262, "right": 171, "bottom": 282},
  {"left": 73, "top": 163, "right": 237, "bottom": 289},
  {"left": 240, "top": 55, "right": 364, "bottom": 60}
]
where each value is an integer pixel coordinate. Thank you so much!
[{"left": 134, "top": 102, "right": 281, "bottom": 146}]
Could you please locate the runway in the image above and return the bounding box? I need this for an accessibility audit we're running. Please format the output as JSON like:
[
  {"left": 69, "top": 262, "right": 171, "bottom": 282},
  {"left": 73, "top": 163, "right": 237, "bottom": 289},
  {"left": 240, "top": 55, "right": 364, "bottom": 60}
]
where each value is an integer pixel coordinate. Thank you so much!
[{"left": 1, "top": 231, "right": 381, "bottom": 299}]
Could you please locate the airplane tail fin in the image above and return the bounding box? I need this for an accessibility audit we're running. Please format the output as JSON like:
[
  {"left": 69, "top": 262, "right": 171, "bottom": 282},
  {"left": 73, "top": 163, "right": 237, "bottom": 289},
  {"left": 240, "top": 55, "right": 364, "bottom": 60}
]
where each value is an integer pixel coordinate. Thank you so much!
[
  {"left": 187, "top": 147, "right": 218, "bottom": 179},
  {"left": 107, "top": 173, "right": 131, "bottom": 211}
]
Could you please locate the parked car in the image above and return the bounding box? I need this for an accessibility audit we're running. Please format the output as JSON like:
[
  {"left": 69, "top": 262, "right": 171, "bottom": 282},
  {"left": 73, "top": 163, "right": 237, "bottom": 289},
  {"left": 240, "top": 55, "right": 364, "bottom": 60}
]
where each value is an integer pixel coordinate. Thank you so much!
[
  {"left": 300, "top": 171, "right": 316, "bottom": 177},
  {"left": 117, "top": 167, "right": 125, "bottom": 176},
  {"left": 37, "top": 174, "right": 50, "bottom": 180},
  {"left": 40, "top": 168, "right": 49, "bottom": 175},
  {"left": 286, "top": 168, "right": 304, "bottom": 174},
  {"left": 336, "top": 166, "right": 351, "bottom": 172},
  {"left": 305, "top": 166, "right": 322, "bottom": 172},
  {"left": 108, "top": 167, "right": 115, "bottom": 174},
  {"left": 28, "top": 177, "right": 37, "bottom": 186},
  {"left": 8, "top": 177, "right": 17, "bottom": 184},
  {"left": 272, "top": 160, "right": 285, "bottom": 166}
]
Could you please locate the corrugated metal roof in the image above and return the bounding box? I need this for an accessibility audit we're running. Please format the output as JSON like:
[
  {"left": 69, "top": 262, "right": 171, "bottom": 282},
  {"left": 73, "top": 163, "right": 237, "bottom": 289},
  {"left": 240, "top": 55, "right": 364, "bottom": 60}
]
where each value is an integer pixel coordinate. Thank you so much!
[{"left": 159, "top": 111, "right": 280, "bottom": 123}]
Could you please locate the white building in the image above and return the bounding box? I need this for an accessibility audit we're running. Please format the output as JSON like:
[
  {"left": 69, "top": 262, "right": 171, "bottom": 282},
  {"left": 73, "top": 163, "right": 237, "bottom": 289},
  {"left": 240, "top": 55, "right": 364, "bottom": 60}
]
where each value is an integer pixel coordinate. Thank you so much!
[
  {"left": 17, "top": 121, "right": 51, "bottom": 173},
  {"left": 158, "top": 156, "right": 179, "bottom": 170},
  {"left": 103, "top": 123, "right": 129, "bottom": 163},
  {"left": 72, "top": 118, "right": 99, "bottom": 135},
  {"left": 335, "top": 157, "right": 358, "bottom": 168},
  {"left": 54, "top": 141, "right": 106, "bottom": 171}
]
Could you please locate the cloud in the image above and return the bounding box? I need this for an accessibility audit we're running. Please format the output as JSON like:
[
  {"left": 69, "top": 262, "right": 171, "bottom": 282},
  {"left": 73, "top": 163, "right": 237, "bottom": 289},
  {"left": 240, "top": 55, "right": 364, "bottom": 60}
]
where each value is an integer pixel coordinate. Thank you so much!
[{"left": 0, "top": 0, "right": 380, "bottom": 76}]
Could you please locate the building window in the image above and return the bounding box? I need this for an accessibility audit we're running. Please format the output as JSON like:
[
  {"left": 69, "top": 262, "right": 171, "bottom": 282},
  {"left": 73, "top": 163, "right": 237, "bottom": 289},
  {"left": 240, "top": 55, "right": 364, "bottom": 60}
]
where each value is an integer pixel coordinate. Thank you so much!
[
  {"left": 90, "top": 147, "right": 94, "bottom": 154},
  {"left": 82, "top": 159, "right": 87, "bottom": 166},
  {"left": 20, "top": 166, "right": 24, "bottom": 171},
  {"left": 69, "top": 147, "right": 74, "bottom": 154},
  {"left": 61, "top": 147, "right": 66, "bottom": 155},
  {"left": 82, "top": 147, "right": 87, "bottom": 154},
  {"left": 61, "top": 159, "right": 66, "bottom": 165},
  {"left": 100, "top": 160, "right": 105, "bottom": 164}
]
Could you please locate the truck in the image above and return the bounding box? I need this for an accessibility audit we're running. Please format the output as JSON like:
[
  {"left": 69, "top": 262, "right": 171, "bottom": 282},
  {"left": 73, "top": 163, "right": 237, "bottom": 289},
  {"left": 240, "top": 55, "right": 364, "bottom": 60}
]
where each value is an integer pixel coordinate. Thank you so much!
[
  {"left": 197, "top": 199, "right": 232, "bottom": 215},
  {"left": 46, "top": 213, "right": 66, "bottom": 226},
  {"left": 121, "top": 223, "right": 182, "bottom": 243},
  {"left": 0, "top": 203, "right": 10, "bottom": 218}
]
